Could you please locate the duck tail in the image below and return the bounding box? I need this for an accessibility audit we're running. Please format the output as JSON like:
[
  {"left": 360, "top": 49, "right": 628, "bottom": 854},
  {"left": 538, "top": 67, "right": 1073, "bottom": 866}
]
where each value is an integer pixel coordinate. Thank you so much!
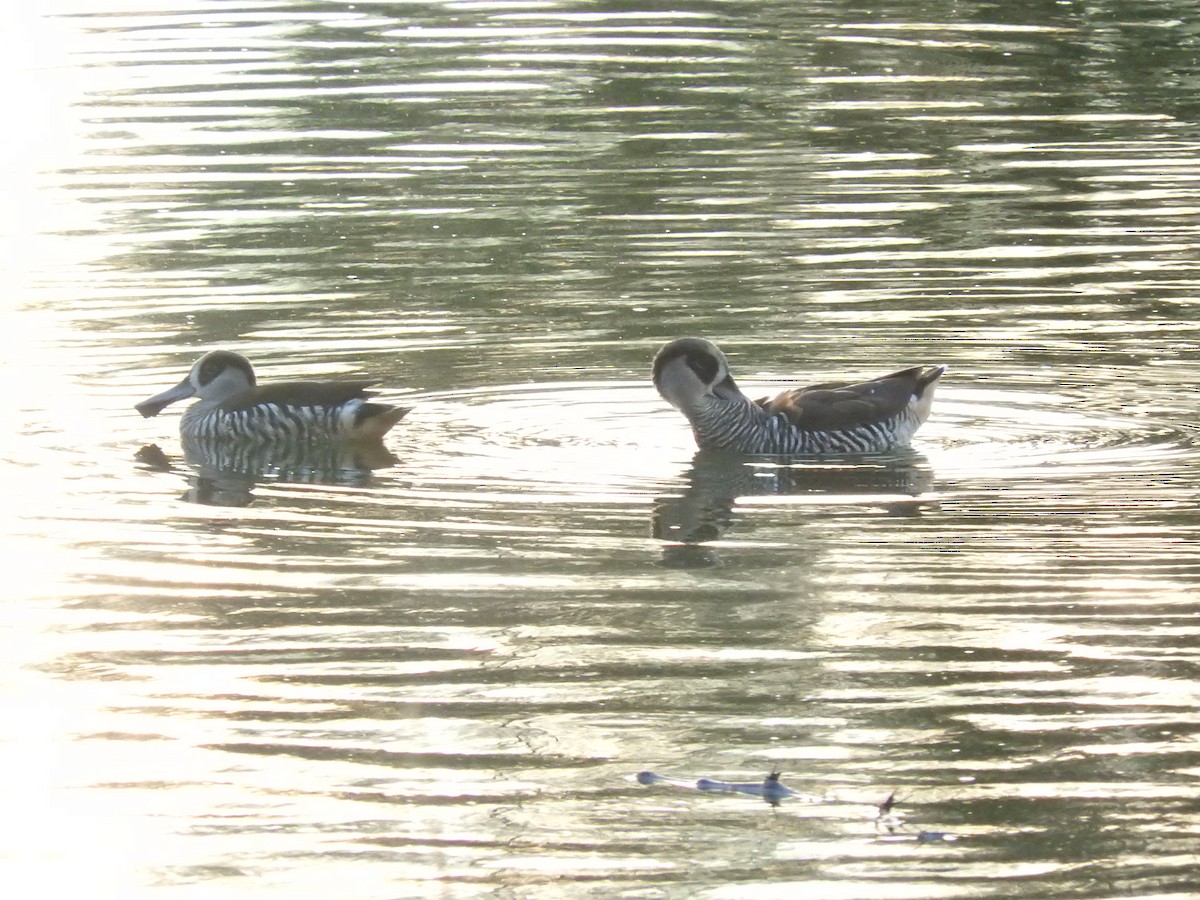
[
  {"left": 350, "top": 403, "right": 411, "bottom": 441},
  {"left": 911, "top": 365, "right": 947, "bottom": 422}
]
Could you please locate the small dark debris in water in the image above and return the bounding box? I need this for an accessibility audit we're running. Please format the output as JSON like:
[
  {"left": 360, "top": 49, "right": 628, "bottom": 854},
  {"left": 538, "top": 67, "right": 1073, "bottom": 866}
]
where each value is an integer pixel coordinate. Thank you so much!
[
  {"left": 761, "top": 771, "right": 790, "bottom": 807},
  {"left": 917, "top": 831, "right": 957, "bottom": 843},
  {"left": 874, "top": 791, "right": 958, "bottom": 844},
  {"left": 134, "top": 443, "right": 172, "bottom": 470},
  {"left": 638, "top": 773, "right": 958, "bottom": 840},
  {"left": 879, "top": 791, "right": 899, "bottom": 816},
  {"left": 876, "top": 790, "right": 905, "bottom": 833},
  {"left": 637, "top": 769, "right": 817, "bottom": 805}
]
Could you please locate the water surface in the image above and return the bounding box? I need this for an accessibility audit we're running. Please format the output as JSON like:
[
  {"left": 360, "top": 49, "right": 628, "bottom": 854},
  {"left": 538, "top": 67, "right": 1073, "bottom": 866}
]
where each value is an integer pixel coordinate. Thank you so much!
[{"left": 6, "top": 1, "right": 1200, "bottom": 897}]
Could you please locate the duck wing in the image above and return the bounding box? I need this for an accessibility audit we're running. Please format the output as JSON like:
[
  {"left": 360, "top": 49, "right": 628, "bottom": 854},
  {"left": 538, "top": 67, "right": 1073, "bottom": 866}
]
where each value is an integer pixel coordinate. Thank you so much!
[
  {"left": 220, "top": 381, "right": 379, "bottom": 412},
  {"left": 756, "top": 366, "right": 944, "bottom": 432}
]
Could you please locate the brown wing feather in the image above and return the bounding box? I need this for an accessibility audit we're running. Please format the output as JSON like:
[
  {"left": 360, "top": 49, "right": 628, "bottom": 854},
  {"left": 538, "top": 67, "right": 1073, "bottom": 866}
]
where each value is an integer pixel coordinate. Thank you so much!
[
  {"left": 220, "top": 381, "right": 377, "bottom": 412},
  {"left": 757, "top": 366, "right": 938, "bottom": 432}
]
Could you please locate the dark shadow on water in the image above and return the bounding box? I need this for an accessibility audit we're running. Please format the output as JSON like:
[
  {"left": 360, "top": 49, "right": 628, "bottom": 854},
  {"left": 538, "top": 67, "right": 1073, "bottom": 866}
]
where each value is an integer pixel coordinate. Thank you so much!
[
  {"left": 135, "top": 436, "right": 398, "bottom": 506},
  {"left": 653, "top": 449, "right": 937, "bottom": 567}
]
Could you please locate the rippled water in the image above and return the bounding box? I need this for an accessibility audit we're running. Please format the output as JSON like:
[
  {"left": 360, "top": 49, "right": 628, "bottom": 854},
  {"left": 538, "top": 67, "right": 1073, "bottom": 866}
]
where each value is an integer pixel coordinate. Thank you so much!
[{"left": 6, "top": 1, "right": 1200, "bottom": 897}]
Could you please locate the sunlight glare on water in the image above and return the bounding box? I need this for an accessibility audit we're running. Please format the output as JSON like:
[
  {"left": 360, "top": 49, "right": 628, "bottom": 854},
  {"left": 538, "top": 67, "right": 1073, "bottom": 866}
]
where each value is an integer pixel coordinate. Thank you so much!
[{"left": 4, "top": 1, "right": 1200, "bottom": 897}]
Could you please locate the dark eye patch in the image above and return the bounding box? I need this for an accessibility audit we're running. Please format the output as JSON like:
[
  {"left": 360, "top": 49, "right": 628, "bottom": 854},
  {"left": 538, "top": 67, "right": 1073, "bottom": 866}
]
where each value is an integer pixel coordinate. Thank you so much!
[
  {"left": 196, "top": 351, "right": 254, "bottom": 387},
  {"left": 651, "top": 338, "right": 724, "bottom": 389},
  {"left": 198, "top": 358, "right": 225, "bottom": 385},
  {"left": 686, "top": 351, "right": 720, "bottom": 385}
]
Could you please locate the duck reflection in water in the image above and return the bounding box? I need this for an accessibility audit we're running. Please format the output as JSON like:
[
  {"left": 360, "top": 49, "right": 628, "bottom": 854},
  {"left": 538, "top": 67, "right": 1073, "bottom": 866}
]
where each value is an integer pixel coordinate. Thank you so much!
[
  {"left": 654, "top": 449, "right": 936, "bottom": 568},
  {"left": 135, "top": 436, "right": 399, "bottom": 506},
  {"left": 135, "top": 350, "right": 410, "bottom": 506}
]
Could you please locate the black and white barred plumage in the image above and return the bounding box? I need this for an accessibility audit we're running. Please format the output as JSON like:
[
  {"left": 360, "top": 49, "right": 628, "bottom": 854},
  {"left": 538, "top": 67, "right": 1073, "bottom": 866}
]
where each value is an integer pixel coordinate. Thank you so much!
[
  {"left": 137, "top": 350, "right": 410, "bottom": 443},
  {"left": 179, "top": 432, "right": 394, "bottom": 483},
  {"left": 181, "top": 397, "right": 372, "bottom": 442},
  {"left": 653, "top": 338, "right": 944, "bottom": 456}
]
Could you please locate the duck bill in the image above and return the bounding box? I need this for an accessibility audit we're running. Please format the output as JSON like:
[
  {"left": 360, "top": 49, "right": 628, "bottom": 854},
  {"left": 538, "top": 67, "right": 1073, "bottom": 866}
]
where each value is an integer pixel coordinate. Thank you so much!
[
  {"left": 712, "top": 373, "right": 743, "bottom": 404},
  {"left": 135, "top": 378, "right": 196, "bottom": 418}
]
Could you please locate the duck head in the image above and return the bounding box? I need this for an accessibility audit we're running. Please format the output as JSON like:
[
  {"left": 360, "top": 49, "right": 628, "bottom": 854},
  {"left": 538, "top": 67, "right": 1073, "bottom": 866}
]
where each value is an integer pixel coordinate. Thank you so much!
[
  {"left": 652, "top": 338, "right": 745, "bottom": 412},
  {"left": 136, "top": 350, "right": 256, "bottom": 418}
]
